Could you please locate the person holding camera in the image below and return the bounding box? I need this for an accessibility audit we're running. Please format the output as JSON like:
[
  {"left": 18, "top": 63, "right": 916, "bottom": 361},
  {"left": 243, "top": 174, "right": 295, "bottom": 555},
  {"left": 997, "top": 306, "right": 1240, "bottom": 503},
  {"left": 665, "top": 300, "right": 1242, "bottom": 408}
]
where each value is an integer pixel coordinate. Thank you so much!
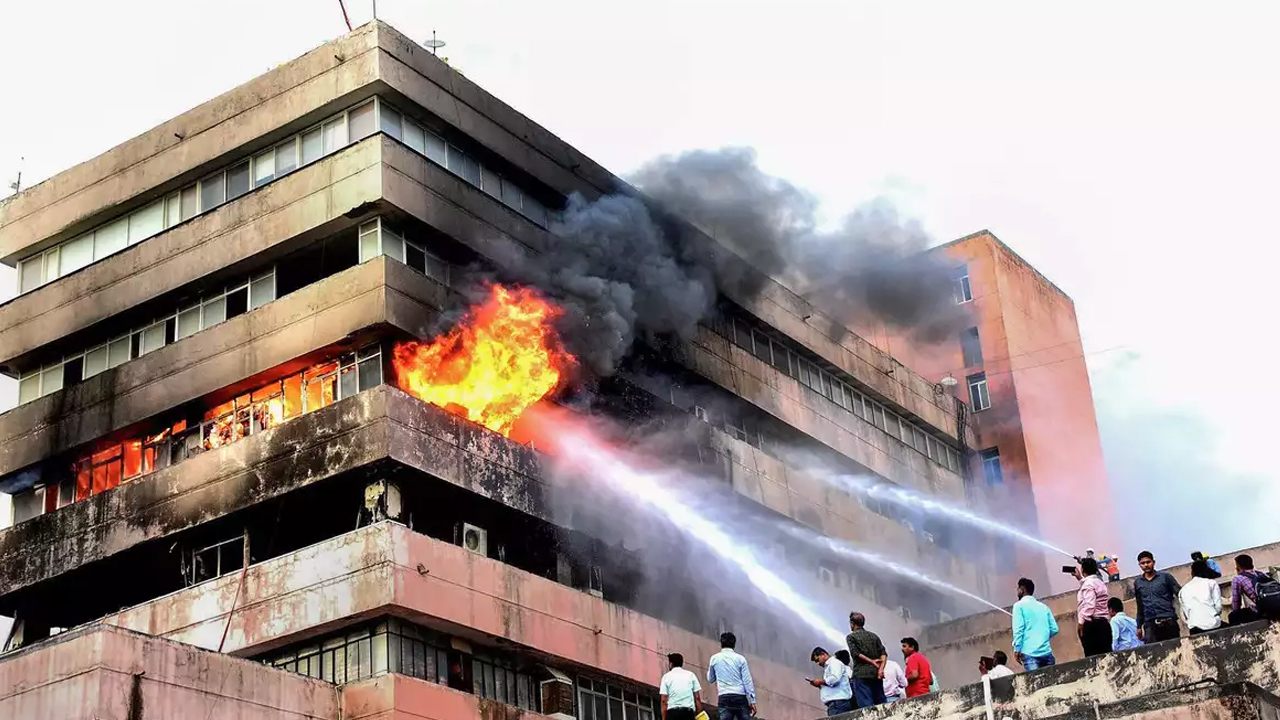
[{"left": 1076, "top": 557, "right": 1113, "bottom": 657}]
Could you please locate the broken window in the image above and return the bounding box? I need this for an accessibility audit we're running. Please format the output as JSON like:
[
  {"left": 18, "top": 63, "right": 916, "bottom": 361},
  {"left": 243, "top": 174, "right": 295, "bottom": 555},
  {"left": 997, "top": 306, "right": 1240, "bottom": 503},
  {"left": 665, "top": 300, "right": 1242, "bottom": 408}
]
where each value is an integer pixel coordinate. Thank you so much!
[{"left": 184, "top": 534, "right": 245, "bottom": 586}]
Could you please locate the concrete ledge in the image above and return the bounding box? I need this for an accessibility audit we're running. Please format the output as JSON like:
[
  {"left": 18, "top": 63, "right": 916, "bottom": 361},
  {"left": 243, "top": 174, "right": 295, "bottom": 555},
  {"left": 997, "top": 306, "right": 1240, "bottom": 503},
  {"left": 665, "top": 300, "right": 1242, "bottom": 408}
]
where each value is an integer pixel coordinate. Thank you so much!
[
  {"left": 0, "top": 24, "right": 383, "bottom": 260},
  {"left": 0, "top": 136, "right": 387, "bottom": 368},
  {"left": 0, "top": 256, "right": 445, "bottom": 476},
  {"left": 0, "top": 623, "right": 336, "bottom": 719},
  {"left": 840, "top": 622, "right": 1280, "bottom": 720},
  {"left": 103, "top": 522, "right": 825, "bottom": 720},
  {"left": 342, "top": 673, "right": 560, "bottom": 720}
]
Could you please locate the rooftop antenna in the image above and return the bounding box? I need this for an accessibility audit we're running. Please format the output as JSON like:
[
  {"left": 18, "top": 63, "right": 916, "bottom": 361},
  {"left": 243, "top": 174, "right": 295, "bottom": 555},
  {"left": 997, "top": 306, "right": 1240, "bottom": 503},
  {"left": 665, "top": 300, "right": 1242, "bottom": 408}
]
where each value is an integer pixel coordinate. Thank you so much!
[
  {"left": 7, "top": 156, "right": 23, "bottom": 195},
  {"left": 424, "top": 30, "right": 446, "bottom": 56}
]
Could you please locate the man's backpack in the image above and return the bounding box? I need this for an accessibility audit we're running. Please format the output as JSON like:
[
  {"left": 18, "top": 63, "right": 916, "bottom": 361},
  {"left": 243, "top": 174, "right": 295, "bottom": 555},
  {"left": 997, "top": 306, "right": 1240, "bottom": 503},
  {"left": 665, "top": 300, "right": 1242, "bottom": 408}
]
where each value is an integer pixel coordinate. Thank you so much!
[{"left": 1247, "top": 571, "right": 1280, "bottom": 620}]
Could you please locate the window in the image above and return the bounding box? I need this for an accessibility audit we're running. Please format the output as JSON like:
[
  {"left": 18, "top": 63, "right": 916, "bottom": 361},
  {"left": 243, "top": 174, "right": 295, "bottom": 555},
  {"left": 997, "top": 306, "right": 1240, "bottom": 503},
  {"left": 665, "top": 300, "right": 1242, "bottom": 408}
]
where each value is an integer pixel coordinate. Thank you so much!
[
  {"left": 95, "top": 217, "right": 129, "bottom": 257},
  {"left": 967, "top": 372, "right": 991, "bottom": 411},
  {"left": 578, "top": 678, "right": 655, "bottom": 720},
  {"left": 226, "top": 160, "right": 252, "bottom": 200},
  {"left": 981, "top": 448, "right": 1004, "bottom": 485},
  {"left": 253, "top": 148, "right": 276, "bottom": 185},
  {"left": 960, "top": 326, "right": 983, "bottom": 367},
  {"left": 376, "top": 103, "right": 400, "bottom": 140},
  {"left": 322, "top": 118, "right": 347, "bottom": 153},
  {"left": 276, "top": 138, "right": 298, "bottom": 176},
  {"left": 301, "top": 127, "right": 323, "bottom": 164},
  {"left": 199, "top": 172, "right": 225, "bottom": 211},
  {"left": 249, "top": 270, "right": 276, "bottom": 310},
  {"left": 128, "top": 201, "right": 164, "bottom": 244},
  {"left": 350, "top": 101, "right": 377, "bottom": 140},
  {"left": 953, "top": 265, "right": 972, "bottom": 303}
]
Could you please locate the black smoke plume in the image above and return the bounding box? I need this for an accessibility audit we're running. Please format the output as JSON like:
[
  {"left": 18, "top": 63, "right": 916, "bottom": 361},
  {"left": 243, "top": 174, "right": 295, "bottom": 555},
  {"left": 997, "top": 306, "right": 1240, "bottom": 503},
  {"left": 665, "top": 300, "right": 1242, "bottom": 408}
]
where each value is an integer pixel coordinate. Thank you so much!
[{"left": 491, "top": 147, "right": 964, "bottom": 377}]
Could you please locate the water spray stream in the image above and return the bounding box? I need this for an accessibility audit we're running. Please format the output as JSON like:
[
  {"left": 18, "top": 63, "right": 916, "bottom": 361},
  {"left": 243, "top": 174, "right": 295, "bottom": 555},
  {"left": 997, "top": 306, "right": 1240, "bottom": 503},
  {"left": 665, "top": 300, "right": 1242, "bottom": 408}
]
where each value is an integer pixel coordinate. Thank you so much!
[
  {"left": 817, "top": 471, "right": 1075, "bottom": 560},
  {"left": 531, "top": 409, "right": 848, "bottom": 647},
  {"left": 772, "top": 521, "right": 1011, "bottom": 616}
]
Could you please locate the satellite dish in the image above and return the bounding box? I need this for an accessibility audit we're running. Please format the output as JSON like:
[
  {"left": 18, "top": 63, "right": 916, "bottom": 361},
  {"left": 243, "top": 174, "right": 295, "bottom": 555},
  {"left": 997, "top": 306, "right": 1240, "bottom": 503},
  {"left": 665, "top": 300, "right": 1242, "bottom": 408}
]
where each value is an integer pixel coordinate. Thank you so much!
[
  {"left": 424, "top": 30, "right": 446, "bottom": 55},
  {"left": 939, "top": 375, "right": 959, "bottom": 388}
]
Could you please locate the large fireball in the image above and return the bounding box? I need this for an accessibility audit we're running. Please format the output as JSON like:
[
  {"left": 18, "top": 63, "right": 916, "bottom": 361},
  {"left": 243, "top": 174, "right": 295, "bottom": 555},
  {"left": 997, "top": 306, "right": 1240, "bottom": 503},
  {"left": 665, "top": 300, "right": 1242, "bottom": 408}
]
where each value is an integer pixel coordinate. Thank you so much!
[{"left": 393, "top": 284, "right": 575, "bottom": 436}]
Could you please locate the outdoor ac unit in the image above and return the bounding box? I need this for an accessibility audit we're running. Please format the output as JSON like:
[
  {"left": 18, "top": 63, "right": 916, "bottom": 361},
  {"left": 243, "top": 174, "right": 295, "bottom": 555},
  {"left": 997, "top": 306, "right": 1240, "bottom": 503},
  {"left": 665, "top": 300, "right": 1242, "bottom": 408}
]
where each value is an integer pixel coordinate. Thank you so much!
[
  {"left": 462, "top": 523, "right": 488, "bottom": 557},
  {"left": 540, "top": 667, "right": 576, "bottom": 720}
]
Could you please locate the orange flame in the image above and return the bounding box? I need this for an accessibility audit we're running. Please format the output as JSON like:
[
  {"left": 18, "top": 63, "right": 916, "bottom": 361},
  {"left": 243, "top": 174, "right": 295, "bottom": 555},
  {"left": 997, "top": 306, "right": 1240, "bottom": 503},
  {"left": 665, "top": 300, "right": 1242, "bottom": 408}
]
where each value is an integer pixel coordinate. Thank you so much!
[{"left": 393, "top": 284, "right": 576, "bottom": 436}]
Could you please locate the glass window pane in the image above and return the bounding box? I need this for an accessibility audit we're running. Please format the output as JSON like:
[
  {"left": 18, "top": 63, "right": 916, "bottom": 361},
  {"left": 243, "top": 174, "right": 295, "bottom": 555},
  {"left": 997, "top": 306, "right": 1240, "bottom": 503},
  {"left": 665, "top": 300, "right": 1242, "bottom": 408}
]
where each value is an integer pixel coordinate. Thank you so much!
[
  {"left": 372, "top": 633, "right": 388, "bottom": 674},
  {"left": 41, "top": 365, "right": 63, "bottom": 396},
  {"left": 276, "top": 138, "right": 298, "bottom": 174},
  {"left": 60, "top": 234, "right": 93, "bottom": 276},
  {"left": 302, "top": 128, "right": 323, "bottom": 164},
  {"left": 84, "top": 346, "right": 108, "bottom": 378},
  {"left": 253, "top": 149, "right": 275, "bottom": 185},
  {"left": 180, "top": 186, "right": 198, "bottom": 220},
  {"left": 200, "top": 172, "right": 225, "bottom": 211},
  {"left": 128, "top": 201, "right": 164, "bottom": 245},
  {"left": 177, "top": 307, "right": 201, "bottom": 339},
  {"left": 226, "top": 161, "right": 251, "bottom": 200},
  {"left": 42, "top": 248, "right": 60, "bottom": 282},
  {"left": 94, "top": 217, "right": 129, "bottom": 258},
  {"left": 383, "top": 229, "right": 405, "bottom": 262},
  {"left": 501, "top": 178, "right": 522, "bottom": 210},
  {"left": 522, "top": 199, "right": 548, "bottom": 226},
  {"left": 165, "top": 193, "right": 181, "bottom": 228},
  {"left": 140, "top": 323, "right": 166, "bottom": 355},
  {"left": 249, "top": 272, "right": 275, "bottom": 309},
  {"left": 379, "top": 104, "right": 402, "bottom": 139},
  {"left": 358, "top": 356, "right": 381, "bottom": 392},
  {"left": 481, "top": 167, "right": 501, "bottom": 198},
  {"left": 424, "top": 131, "right": 446, "bottom": 164},
  {"left": 18, "top": 376, "right": 39, "bottom": 404},
  {"left": 404, "top": 120, "right": 425, "bottom": 154},
  {"left": 406, "top": 244, "right": 426, "bottom": 274},
  {"left": 323, "top": 118, "right": 347, "bottom": 153},
  {"left": 339, "top": 365, "right": 357, "bottom": 400},
  {"left": 19, "top": 257, "right": 43, "bottom": 293},
  {"left": 202, "top": 296, "right": 227, "bottom": 326},
  {"left": 447, "top": 145, "right": 468, "bottom": 175},
  {"left": 461, "top": 155, "right": 482, "bottom": 186},
  {"left": 349, "top": 101, "right": 377, "bottom": 140},
  {"left": 359, "top": 221, "right": 381, "bottom": 262},
  {"left": 108, "top": 337, "right": 131, "bottom": 368}
]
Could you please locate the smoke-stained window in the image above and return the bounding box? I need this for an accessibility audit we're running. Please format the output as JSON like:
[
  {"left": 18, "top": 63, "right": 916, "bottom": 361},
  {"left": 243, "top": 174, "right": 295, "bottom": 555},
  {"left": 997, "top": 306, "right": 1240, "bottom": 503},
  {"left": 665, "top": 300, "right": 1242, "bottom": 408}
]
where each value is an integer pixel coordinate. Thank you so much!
[
  {"left": 960, "top": 327, "right": 983, "bottom": 367},
  {"left": 980, "top": 448, "right": 1003, "bottom": 485},
  {"left": 952, "top": 265, "right": 973, "bottom": 304},
  {"left": 967, "top": 372, "right": 991, "bottom": 411},
  {"left": 576, "top": 677, "right": 656, "bottom": 720}
]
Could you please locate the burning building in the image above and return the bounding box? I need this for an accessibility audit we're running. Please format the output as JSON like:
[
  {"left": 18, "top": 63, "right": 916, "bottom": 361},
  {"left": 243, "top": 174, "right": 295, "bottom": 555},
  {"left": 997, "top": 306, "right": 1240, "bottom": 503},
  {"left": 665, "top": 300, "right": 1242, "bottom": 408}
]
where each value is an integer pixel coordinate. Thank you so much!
[{"left": 0, "top": 20, "right": 1087, "bottom": 720}]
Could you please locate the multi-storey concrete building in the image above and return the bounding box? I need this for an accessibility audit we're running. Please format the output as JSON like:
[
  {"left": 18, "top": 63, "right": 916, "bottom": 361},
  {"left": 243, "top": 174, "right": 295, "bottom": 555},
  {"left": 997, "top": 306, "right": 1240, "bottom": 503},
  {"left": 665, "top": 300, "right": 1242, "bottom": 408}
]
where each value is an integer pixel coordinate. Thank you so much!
[
  {"left": 856, "top": 231, "right": 1118, "bottom": 593},
  {"left": 0, "top": 21, "right": 1046, "bottom": 720}
]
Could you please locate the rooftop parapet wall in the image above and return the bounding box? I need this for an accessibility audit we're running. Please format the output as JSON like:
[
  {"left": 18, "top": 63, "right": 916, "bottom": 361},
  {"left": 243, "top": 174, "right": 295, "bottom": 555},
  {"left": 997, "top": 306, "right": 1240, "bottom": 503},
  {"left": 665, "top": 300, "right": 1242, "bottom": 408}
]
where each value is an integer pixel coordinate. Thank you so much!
[{"left": 837, "top": 622, "right": 1280, "bottom": 720}]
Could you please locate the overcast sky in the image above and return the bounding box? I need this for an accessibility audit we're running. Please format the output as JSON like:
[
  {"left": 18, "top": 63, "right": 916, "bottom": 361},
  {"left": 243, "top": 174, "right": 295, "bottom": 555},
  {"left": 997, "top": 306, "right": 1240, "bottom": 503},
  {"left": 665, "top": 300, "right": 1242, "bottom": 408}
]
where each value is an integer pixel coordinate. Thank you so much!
[{"left": 1, "top": 1, "right": 1277, "bottom": 560}]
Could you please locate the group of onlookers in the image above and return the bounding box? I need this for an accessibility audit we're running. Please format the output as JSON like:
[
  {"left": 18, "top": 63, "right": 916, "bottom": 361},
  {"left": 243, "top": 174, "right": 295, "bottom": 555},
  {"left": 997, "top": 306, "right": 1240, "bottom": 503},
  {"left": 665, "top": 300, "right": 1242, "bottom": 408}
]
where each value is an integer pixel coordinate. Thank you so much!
[
  {"left": 658, "top": 552, "right": 1276, "bottom": 720},
  {"left": 658, "top": 612, "right": 937, "bottom": 720},
  {"left": 805, "top": 613, "right": 933, "bottom": 716},
  {"left": 1006, "top": 550, "right": 1277, "bottom": 674}
]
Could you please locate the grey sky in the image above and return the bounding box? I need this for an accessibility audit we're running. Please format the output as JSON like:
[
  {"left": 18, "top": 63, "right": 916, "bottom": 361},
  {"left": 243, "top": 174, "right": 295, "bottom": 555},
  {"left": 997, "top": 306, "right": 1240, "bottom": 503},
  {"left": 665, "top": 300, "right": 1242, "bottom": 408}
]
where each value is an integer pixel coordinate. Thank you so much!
[{"left": 2, "top": 1, "right": 1277, "bottom": 556}]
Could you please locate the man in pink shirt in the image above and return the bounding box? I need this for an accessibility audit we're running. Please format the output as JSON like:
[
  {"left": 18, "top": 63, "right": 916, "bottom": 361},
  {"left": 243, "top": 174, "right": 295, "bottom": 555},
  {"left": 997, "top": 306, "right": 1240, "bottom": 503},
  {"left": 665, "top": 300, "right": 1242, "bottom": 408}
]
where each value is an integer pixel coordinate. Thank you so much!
[{"left": 1077, "top": 557, "right": 1113, "bottom": 657}]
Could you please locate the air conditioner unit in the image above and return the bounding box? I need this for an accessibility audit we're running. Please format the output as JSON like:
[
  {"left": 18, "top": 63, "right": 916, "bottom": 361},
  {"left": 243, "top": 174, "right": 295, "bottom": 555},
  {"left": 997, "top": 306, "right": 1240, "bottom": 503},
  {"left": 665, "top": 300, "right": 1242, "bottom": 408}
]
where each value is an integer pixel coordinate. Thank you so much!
[
  {"left": 694, "top": 406, "right": 709, "bottom": 422},
  {"left": 539, "top": 667, "right": 576, "bottom": 720},
  {"left": 462, "top": 523, "right": 488, "bottom": 557}
]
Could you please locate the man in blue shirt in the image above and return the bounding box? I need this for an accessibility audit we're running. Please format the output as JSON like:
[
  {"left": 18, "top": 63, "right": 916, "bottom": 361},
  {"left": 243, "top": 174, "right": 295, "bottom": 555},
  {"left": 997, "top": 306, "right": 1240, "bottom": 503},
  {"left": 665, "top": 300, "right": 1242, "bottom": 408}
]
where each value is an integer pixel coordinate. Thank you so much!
[
  {"left": 1012, "top": 577, "right": 1059, "bottom": 671},
  {"left": 1108, "top": 597, "right": 1143, "bottom": 651},
  {"left": 708, "top": 632, "right": 756, "bottom": 720}
]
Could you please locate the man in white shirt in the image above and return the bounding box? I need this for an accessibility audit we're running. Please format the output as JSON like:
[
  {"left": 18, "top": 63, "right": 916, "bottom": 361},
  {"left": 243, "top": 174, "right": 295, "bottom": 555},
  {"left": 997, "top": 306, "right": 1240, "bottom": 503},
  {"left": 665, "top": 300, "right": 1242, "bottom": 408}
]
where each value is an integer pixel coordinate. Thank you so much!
[
  {"left": 880, "top": 657, "right": 908, "bottom": 701},
  {"left": 660, "top": 653, "right": 703, "bottom": 720},
  {"left": 985, "top": 651, "right": 1015, "bottom": 679},
  {"left": 808, "top": 646, "right": 853, "bottom": 716}
]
